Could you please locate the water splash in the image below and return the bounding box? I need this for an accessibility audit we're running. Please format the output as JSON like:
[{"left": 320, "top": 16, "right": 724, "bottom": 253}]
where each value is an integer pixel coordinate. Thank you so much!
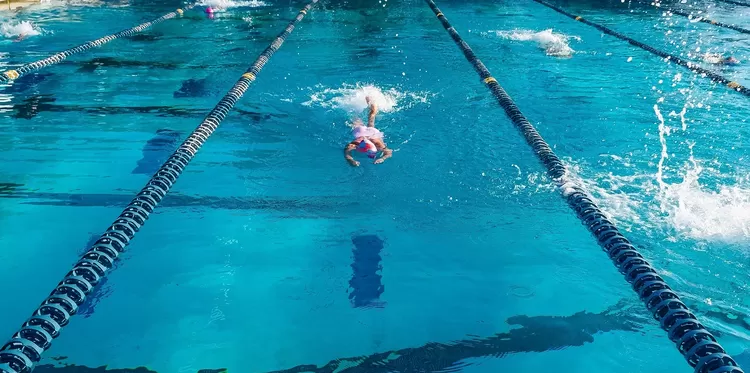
[
  {"left": 654, "top": 104, "right": 670, "bottom": 195},
  {"left": 196, "top": 0, "right": 267, "bottom": 8},
  {"left": 303, "top": 83, "right": 431, "bottom": 113},
  {"left": 669, "top": 100, "right": 689, "bottom": 131},
  {"left": 0, "top": 21, "right": 42, "bottom": 39},
  {"left": 570, "top": 151, "right": 750, "bottom": 242},
  {"left": 488, "top": 29, "right": 579, "bottom": 57}
]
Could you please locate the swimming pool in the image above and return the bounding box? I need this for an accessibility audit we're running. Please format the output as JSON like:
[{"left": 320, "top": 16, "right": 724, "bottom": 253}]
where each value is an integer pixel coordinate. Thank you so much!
[{"left": 1, "top": 0, "right": 750, "bottom": 371}]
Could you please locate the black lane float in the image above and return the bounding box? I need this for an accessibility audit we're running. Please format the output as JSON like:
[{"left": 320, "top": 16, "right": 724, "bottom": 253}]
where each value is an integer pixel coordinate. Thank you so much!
[
  {"left": 658, "top": 6, "right": 750, "bottom": 35},
  {"left": 0, "top": 1, "right": 319, "bottom": 372},
  {"left": 717, "top": 0, "right": 750, "bottom": 7},
  {"left": 532, "top": 0, "right": 750, "bottom": 98},
  {"left": 0, "top": 5, "right": 196, "bottom": 84},
  {"left": 423, "top": 0, "right": 742, "bottom": 372}
]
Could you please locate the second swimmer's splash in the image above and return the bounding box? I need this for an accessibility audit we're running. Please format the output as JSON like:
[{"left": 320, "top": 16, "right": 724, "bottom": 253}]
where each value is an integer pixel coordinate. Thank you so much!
[
  {"left": 703, "top": 53, "right": 741, "bottom": 66},
  {"left": 491, "top": 29, "right": 578, "bottom": 57},
  {"left": 1, "top": 20, "right": 41, "bottom": 42}
]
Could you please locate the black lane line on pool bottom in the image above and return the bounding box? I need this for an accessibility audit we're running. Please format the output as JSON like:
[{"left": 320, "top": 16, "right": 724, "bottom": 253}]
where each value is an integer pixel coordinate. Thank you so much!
[
  {"left": 531, "top": 0, "right": 750, "bottom": 98},
  {"left": 0, "top": 1, "right": 319, "bottom": 373},
  {"left": 8, "top": 93, "right": 284, "bottom": 121},
  {"left": 349, "top": 235, "right": 386, "bottom": 308},
  {"left": 0, "top": 4, "right": 196, "bottom": 84},
  {"left": 423, "top": 0, "right": 742, "bottom": 372}
]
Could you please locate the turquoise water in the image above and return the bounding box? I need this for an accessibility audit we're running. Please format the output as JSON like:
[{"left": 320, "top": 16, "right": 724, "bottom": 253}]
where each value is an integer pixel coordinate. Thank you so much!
[{"left": 1, "top": 0, "right": 750, "bottom": 372}]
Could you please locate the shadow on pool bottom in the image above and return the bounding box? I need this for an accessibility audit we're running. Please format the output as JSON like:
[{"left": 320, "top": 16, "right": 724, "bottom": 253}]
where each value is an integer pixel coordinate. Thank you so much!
[
  {"left": 266, "top": 307, "right": 644, "bottom": 373},
  {"left": 36, "top": 306, "right": 649, "bottom": 373},
  {"left": 131, "top": 129, "right": 182, "bottom": 175},
  {"left": 34, "top": 364, "right": 226, "bottom": 373}
]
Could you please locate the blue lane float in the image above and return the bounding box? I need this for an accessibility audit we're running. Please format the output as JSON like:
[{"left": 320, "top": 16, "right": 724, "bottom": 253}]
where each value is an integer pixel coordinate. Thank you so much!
[
  {"left": 0, "top": 5, "right": 195, "bottom": 84},
  {"left": 424, "top": 0, "right": 742, "bottom": 372},
  {"left": 74, "top": 235, "right": 112, "bottom": 319},
  {"left": 348, "top": 235, "right": 386, "bottom": 308},
  {"left": 532, "top": 0, "right": 750, "bottom": 98},
  {"left": 0, "top": 1, "right": 319, "bottom": 372},
  {"left": 131, "top": 129, "right": 182, "bottom": 175}
]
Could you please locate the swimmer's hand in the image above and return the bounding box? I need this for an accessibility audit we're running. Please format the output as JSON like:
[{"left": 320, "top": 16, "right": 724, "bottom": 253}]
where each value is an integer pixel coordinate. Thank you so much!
[
  {"left": 374, "top": 148, "right": 392, "bottom": 164},
  {"left": 345, "top": 141, "right": 359, "bottom": 167}
]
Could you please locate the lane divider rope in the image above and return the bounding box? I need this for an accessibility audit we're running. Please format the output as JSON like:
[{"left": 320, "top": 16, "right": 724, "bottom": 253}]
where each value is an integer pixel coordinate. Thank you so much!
[
  {"left": 657, "top": 5, "right": 750, "bottom": 35},
  {"left": 717, "top": 0, "right": 750, "bottom": 7},
  {"left": 531, "top": 0, "right": 750, "bottom": 98},
  {"left": 424, "top": 1, "right": 743, "bottom": 372},
  {"left": 0, "top": 4, "right": 196, "bottom": 84},
  {"left": 0, "top": 1, "right": 318, "bottom": 372}
]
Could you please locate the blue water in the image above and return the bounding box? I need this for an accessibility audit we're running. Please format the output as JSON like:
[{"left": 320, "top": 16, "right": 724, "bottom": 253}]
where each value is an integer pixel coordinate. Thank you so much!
[{"left": 2, "top": 0, "right": 750, "bottom": 372}]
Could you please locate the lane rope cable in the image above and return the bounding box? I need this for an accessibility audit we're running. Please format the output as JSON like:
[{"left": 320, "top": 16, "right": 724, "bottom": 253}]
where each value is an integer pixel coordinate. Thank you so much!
[
  {"left": 0, "top": 1, "right": 318, "bottom": 372},
  {"left": 531, "top": 0, "right": 750, "bottom": 98},
  {"left": 717, "top": 0, "right": 750, "bottom": 7},
  {"left": 423, "top": 1, "right": 743, "bottom": 372},
  {"left": 651, "top": 4, "right": 750, "bottom": 35},
  {"left": 0, "top": 4, "right": 196, "bottom": 84}
]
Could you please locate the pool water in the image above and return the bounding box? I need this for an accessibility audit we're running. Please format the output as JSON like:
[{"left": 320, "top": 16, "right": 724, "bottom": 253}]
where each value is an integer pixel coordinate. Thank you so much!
[{"left": 1, "top": 0, "right": 750, "bottom": 372}]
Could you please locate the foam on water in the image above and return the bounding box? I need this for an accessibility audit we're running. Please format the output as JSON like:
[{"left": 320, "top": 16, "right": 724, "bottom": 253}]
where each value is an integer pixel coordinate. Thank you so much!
[
  {"left": 197, "top": 0, "right": 267, "bottom": 8},
  {"left": 0, "top": 21, "right": 41, "bottom": 39},
  {"left": 581, "top": 159, "right": 750, "bottom": 242},
  {"left": 488, "top": 29, "right": 579, "bottom": 57},
  {"left": 303, "top": 83, "right": 430, "bottom": 113},
  {"left": 34, "top": 0, "right": 106, "bottom": 9},
  {"left": 564, "top": 104, "right": 750, "bottom": 242}
]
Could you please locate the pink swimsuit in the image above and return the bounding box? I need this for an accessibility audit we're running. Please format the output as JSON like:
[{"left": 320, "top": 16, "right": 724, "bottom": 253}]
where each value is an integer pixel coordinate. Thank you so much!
[{"left": 352, "top": 126, "right": 383, "bottom": 159}]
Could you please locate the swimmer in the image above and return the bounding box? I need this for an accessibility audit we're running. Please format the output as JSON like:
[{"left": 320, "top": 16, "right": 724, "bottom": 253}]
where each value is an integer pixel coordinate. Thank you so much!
[
  {"left": 14, "top": 33, "right": 26, "bottom": 42},
  {"left": 723, "top": 56, "right": 741, "bottom": 65},
  {"left": 344, "top": 96, "right": 393, "bottom": 167},
  {"left": 703, "top": 52, "right": 740, "bottom": 65},
  {"left": 205, "top": 6, "right": 214, "bottom": 19}
]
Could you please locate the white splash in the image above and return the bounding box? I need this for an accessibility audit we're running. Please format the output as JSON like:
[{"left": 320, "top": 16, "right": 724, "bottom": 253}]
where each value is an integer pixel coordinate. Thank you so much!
[
  {"left": 303, "top": 83, "right": 431, "bottom": 113},
  {"left": 668, "top": 100, "right": 689, "bottom": 131},
  {"left": 654, "top": 104, "right": 670, "bottom": 194},
  {"left": 197, "top": 0, "right": 267, "bottom": 8},
  {"left": 489, "top": 29, "right": 579, "bottom": 57},
  {"left": 702, "top": 52, "right": 724, "bottom": 64},
  {"left": 29, "top": 0, "right": 106, "bottom": 10},
  {"left": 570, "top": 147, "right": 750, "bottom": 242},
  {"left": 0, "top": 21, "right": 42, "bottom": 39}
]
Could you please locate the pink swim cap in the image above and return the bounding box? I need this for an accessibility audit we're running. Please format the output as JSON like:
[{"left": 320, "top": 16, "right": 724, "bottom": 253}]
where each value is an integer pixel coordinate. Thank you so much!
[
  {"left": 205, "top": 6, "right": 214, "bottom": 13},
  {"left": 356, "top": 138, "right": 378, "bottom": 158}
]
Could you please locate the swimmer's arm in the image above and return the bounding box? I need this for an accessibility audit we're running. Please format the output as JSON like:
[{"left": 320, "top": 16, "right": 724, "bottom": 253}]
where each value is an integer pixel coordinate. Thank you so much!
[
  {"left": 374, "top": 148, "right": 393, "bottom": 164},
  {"left": 367, "top": 102, "right": 378, "bottom": 127},
  {"left": 344, "top": 142, "right": 359, "bottom": 167}
]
